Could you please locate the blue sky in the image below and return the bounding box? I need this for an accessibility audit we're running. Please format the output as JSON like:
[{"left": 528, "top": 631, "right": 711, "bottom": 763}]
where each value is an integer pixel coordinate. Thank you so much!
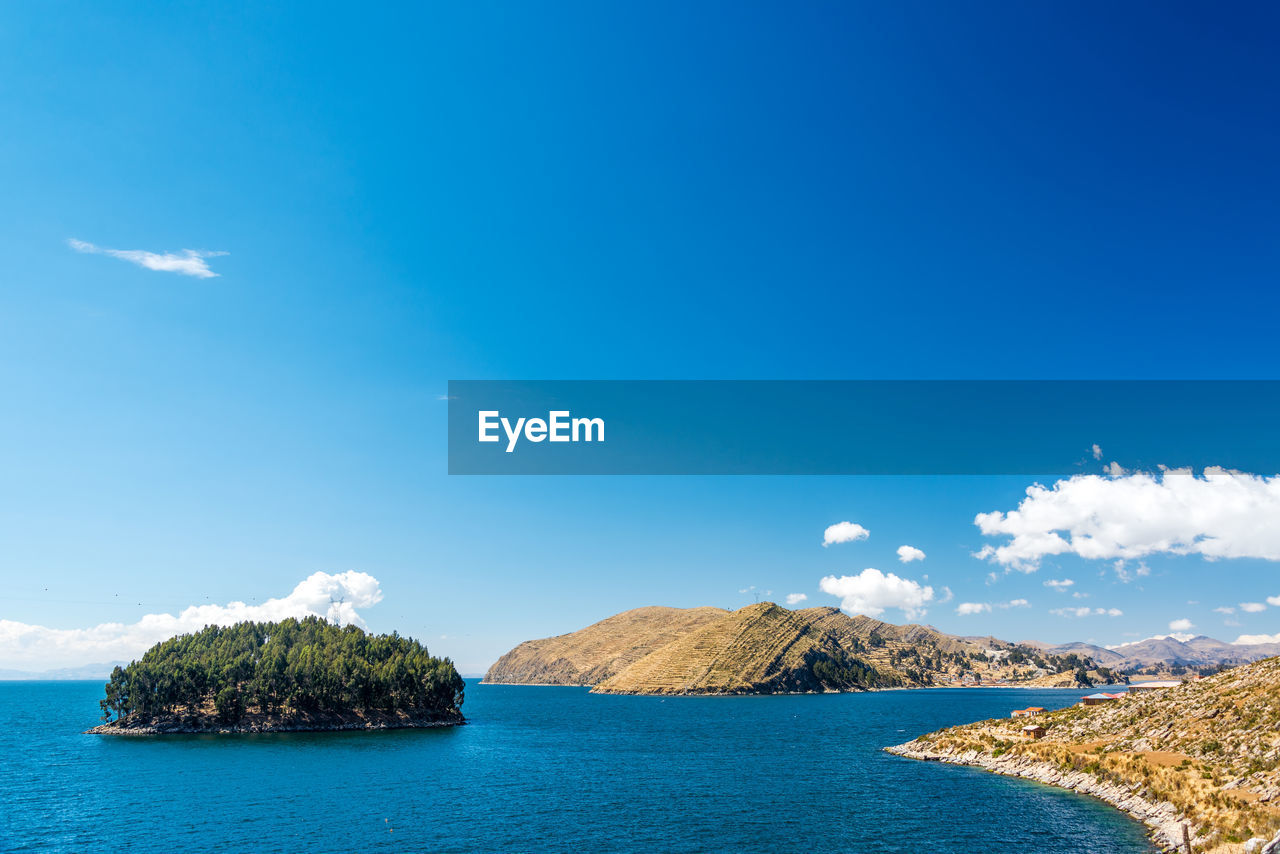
[{"left": 2, "top": 2, "right": 1278, "bottom": 674}]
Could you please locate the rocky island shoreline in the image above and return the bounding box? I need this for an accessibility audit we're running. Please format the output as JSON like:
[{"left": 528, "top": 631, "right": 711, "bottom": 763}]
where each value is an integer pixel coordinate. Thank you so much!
[
  {"left": 887, "top": 656, "right": 1280, "bottom": 854},
  {"left": 886, "top": 740, "right": 1204, "bottom": 851},
  {"left": 87, "top": 707, "right": 465, "bottom": 736}
]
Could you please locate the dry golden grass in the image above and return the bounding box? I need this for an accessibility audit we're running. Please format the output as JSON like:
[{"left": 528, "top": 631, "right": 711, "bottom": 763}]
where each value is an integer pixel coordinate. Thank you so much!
[
  {"left": 910, "top": 657, "right": 1280, "bottom": 850},
  {"left": 489, "top": 602, "right": 1119, "bottom": 695},
  {"left": 483, "top": 605, "right": 730, "bottom": 685}
]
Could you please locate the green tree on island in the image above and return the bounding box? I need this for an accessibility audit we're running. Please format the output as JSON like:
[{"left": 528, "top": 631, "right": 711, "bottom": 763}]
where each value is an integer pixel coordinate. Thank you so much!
[{"left": 99, "top": 617, "right": 464, "bottom": 726}]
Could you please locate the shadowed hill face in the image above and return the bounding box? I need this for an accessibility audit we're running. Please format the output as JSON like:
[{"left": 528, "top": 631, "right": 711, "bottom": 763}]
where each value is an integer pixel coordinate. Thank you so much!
[
  {"left": 488, "top": 603, "right": 1120, "bottom": 695},
  {"left": 592, "top": 603, "right": 907, "bottom": 694},
  {"left": 482, "top": 606, "right": 730, "bottom": 685}
]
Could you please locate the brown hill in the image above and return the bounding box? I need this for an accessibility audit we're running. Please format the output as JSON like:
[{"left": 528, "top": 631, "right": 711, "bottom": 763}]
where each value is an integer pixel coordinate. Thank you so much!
[
  {"left": 594, "top": 603, "right": 944, "bottom": 694},
  {"left": 483, "top": 605, "right": 729, "bottom": 685},
  {"left": 485, "top": 602, "right": 1121, "bottom": 694}
]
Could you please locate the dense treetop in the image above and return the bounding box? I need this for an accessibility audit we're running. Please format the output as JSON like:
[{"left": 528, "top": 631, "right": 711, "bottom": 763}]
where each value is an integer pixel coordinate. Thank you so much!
[{"left": 99, "top": 617, "right": 464, "bottom": 725}]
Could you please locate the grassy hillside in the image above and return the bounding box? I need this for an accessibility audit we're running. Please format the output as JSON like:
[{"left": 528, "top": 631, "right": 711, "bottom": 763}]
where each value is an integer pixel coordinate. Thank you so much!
[
  {"left": 483, "top": 605, "right": 729, "bottom": 685},
  {"left": 890, "top": 657, "right": 1280, "bottom": 852},
  {"left": 487, "top": 602, "right": 1122, "bottom": 694}
]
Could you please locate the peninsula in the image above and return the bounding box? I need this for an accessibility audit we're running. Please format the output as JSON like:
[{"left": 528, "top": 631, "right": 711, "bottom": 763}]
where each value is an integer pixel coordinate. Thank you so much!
[
  {"left": 88, "top": 616, "right": 465, "bottom": 734},
  {"left": 485, "top": 602, "right": 1121, "bottom": 694},
  {"left": 887, "top": 656, "right": 1280, "bottom": 853}
]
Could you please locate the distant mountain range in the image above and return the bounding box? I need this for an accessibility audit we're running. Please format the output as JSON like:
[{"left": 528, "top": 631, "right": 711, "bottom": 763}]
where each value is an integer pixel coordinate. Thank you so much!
[
  {"left": 1020, "top": 635, "right": 1280, "bottom": 672},
  {"left": 0, "top": 662, "right": 124, "bottom": 681},
  {"left": 6, "top": 625, "right": 1275, "bottom": 684},
  {"left": 485, "top": 603, "right": 1121, "bottom": 694}
]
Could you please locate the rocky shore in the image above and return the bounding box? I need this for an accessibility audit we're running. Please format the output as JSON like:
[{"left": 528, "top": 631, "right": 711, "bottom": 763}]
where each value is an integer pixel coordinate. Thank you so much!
[
  {"left": 87, "top": 708, "right": 465, "bottom": 736},
  {"left": 886, "top": 742, "right": 1280, "bottom": 854},
  {"left": 887, "top": 741, "right": 1192, "bottom": 850}
]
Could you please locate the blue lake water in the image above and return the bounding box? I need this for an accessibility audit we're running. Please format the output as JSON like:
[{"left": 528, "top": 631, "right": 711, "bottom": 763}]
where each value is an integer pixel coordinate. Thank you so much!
[{"left": 0, "top": 680, "right": 1156, "bottom": 853}]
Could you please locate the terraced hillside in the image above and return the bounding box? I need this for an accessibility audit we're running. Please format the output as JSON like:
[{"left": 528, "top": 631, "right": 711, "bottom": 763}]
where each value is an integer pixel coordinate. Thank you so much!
[
  {"left": 483, "top": 605, "right": 729, "bottom": 685},
  {"left": 889, "top": 656, "right": 1280, "bottom": 853},
  {"left": 486, "top": 602, "right": 1122, "bottom": 694}
]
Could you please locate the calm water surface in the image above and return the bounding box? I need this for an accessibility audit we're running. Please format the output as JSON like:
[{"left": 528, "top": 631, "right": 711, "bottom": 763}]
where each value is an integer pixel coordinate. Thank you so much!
[{"left": 0, "top": 681, "right": 1155, "bottom": 853}]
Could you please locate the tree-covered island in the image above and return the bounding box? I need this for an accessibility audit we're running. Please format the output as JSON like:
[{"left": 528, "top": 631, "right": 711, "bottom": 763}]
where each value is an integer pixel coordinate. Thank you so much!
[{"left": 88, "top": 617, "right": 465, "bottom": 734}]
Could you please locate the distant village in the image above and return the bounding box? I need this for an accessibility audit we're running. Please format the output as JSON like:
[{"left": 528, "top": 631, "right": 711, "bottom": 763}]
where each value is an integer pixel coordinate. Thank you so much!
[{"left": 1012, "top": 677, "right": 1187, "bottom": 739}]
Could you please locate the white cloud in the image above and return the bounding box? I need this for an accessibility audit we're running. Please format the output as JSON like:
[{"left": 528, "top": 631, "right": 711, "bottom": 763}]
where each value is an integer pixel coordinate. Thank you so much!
[
  {"left": 1091, "top": 444, "right": 1103, "bottom": 461},
  {"left": 896, "top": 545, "right": 926, "bottom": 563},
  {"left": 1234, "top": 633, "right": 1280, "bottom": 645},
  {"left": 785, "top": 593, "right": 808, "bottom": 606},
  {"left": 975, "top": 468, "right": 1280, "bottom": 570},
  {"left": 1168, "top": 618, "right": 1195, "bottom": 632},
  {"left": 954, "top": 599, "right": 1026, "bottom": 615},
  {"left": 1104, "top": 462, "right": 1127, "bottom": 476},
  {"left": 0, "top": 571, "right": 382, "bottom": 671},
  {"left": 822, "top": 521, "right": 869, "bottom": 547},
  {"left": 68, "top": 238, "right": 227, "bottom": 279},
  {"left": 1112, "top": 560, "right": 1151, "bottom": 584},
  {"left": 819, "top": 568, "right": 933, "bottom": 619},
  {"left": 1239, "top": 602, "right": 1267, "bottom": 613},
  {"left": 1044, "top": 578, "right": 1074, "bottom": 592},
  {"left": 1213, "top": 606, "right": 1236, "bottom": 615},
  {"left": 1108, "top": 632, "right": 1195, "bottom": 648},
  {"left": 1268, "top": 595, "right": 1280, "bottom": 607},
  {"left": 1051, "top": 606, "right": 1123, "bottom": 618}
]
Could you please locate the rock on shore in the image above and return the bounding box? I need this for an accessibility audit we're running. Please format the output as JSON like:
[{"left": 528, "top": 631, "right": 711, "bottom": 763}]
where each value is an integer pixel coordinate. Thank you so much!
[{"left": 87, "top": 708, "right": 465, "bottom": 735}]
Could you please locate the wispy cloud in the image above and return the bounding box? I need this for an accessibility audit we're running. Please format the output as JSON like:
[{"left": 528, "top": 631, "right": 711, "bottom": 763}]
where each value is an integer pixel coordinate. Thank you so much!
[
  {"left": 68, "top": 238, "right": 227, "bottom": 278},
  {"left": 1112, "top": 559, "right": 1150, "bottom": 583},
  {"left": 0, "top": 571, "right": 381, "bottom": 670},
  {"left": 1051, "top": 606, "right": 1123, "bottom": 618},
  {"left": 957, "top": 598, "right": 1029, "bottom": 616},
  {"left": 1235, "top": 632, "right": 1280, "bottom": 645},
  {"left": 785, "top": 593, "right": 808, "bottom": 605}
]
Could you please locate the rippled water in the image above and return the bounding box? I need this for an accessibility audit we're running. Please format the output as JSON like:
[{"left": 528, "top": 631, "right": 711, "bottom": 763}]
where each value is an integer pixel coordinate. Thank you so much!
[{"left": 0, "top": 681, "right": 1155, "bottom": 853}]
